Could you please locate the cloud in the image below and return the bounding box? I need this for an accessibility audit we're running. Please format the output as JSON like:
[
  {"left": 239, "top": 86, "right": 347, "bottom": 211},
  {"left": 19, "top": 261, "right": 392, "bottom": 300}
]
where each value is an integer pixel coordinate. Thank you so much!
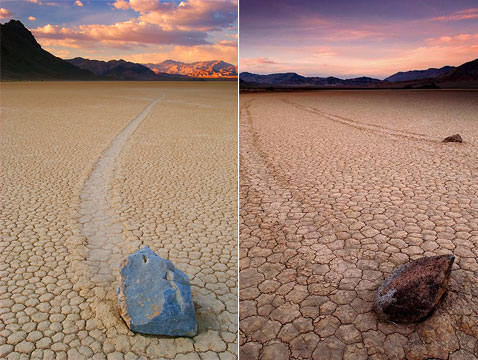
[
  {"left": 0, "top": 8, "right": 12, "bottom": 19},
  {"left": 113, "top": 0, "right": 130, "bottom": 10},
  {"left": 366, "top": 43, "right": 478, "bottom": 77},
  {"left": 112, "top": 0, "right": 237, "bottom": 32},
  {"left": 33, "top": 20, "right": 210, "bottom": 48},
  {"left": 31, "top": 0, "right": 237, "bottom": 64},
  {"left": 240, "top": 34, "right": 478, "bottom": 78},
  {"left": 431, "top": 8, "right": 478, "bottom": 21},
  {"left": 241, "top": 57, "right": 277, "bottom": 66},
  {"left": 427, "top": 33, "right": 478, "bottom": 44},
  {"left": 27, "top": 0, "right": 42, "bottom": 4},
  {"left": 311, "top": 48, "right": 338, "bottom": 58},
  {"left": 29, "top": 16, "right": 37, "bottom": 21},
  {"left": 74, "top": 0, "right": 83, "bottom": 7},
  {"left": 44, "top": 47, "right": 71, "bottom": 58}
]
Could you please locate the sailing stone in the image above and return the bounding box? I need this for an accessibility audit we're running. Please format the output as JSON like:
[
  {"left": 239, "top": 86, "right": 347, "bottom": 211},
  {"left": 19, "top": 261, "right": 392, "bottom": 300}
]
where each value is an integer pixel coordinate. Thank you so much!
[{"left": 117, "top": 246, "right": 197, "bottom": 336}]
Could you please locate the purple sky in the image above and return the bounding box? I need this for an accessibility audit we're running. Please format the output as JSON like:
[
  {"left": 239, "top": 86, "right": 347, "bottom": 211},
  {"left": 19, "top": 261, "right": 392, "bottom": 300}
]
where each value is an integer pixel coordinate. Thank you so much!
[{"left": 240, "top": 0, "right": 478, "bottom": 78}]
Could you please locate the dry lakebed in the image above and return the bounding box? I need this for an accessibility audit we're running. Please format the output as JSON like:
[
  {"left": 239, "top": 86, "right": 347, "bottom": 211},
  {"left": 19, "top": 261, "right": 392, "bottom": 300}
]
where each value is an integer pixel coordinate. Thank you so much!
[
  {"left": 0, "top": 81, "right": 238, "bottom": 359},
  {"left": 239, "top": 90, "right": 478, "bottom": 360}
]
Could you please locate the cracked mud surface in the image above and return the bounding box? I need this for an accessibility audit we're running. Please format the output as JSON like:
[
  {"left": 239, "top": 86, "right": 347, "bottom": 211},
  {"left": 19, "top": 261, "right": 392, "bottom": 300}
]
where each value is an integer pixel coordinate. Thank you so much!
[
  {"left": 0, "top": 82, "right": 237, "bottom": 359},
  {"left": 239, "top": 91, "right": 478, "bottom": 360}
]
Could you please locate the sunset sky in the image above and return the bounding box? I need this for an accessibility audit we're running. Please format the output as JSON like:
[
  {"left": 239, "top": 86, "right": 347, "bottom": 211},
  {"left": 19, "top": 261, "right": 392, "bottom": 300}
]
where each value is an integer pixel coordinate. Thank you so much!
[
  {"left": 240, "top": 0, "right": 478, "bottom": 79},
  {"left": 0, "top": 0, "right": 237, "bottom": 64}
]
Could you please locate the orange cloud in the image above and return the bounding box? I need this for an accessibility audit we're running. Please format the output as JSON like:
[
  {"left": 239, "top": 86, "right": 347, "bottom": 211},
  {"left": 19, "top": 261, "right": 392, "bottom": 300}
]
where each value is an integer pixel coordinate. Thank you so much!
[
  {"left": 32, "top": 0, "right": 237, "bottom": 64},
  {"left": 0, "top": 8, "right": 12, "bottom": 19},
  {"left": 75, "top": 0, "right": 83, "bottom": 7},
  {"left": 44, "top": 47, "right": 71, "bottom": 58},
  {"left": 29, "top": 16, "right": 36, "bottom": 21},
  {"left": 27, "top": 0, "right": 42, "bottom": 4},
  {"left": 113, "top": 0, "right": 130, "bottom": 10},
  {"left": 33, "top": 20, "right": 210, "bottom": 48},
  {"left": 431, "top": 8, "right": 478, "bottom": 21}
]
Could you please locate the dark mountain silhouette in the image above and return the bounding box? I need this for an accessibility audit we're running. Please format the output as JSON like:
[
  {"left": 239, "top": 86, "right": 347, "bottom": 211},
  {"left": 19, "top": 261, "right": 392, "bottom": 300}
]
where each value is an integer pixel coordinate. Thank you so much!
[
  {"left": 383, "top": 58, "right": 478, "bottom": 89},
  {"left": 385, "top": 66, "right": 455, "bottom": 82},
  {"left": 240, "top": 72, "right": 381, "bottom": 87},
  {"left": 437, "top": 58, "right": 478, "bottom": 82},
  {"left": 67, "top": 57, "right": 190, "bottom": 81},
  {"left": 240, "top": 58, "right": 478, "bottom": 90},
  {"left": 0, "top": 19, "right": 98, "bottom": 80},
  {"left": 240, "top": 72, "right": 307, "bottom": 85}
]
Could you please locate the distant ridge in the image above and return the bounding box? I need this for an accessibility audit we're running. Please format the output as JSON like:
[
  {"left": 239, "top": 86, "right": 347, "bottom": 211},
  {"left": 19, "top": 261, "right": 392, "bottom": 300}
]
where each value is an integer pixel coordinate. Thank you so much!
[
  {"left": 385, "top": 66, "right": 455, "bottom": 82},
  {"left": 144, "top": 60, "right": 237, "bottom": 78},
  {"left": 66, "top": 57, "right": 190, "bottom": 81},
  {"left": 240, "top": 58, "right": 478, "bottom": 90},
  {"left": 0, "top": 19, "right": 98, "bottom": 81},
  {"left": 438, "top": 58, "right": 478, "bottom": 82},
  {"left": 239, "top": 72, "right": 381, "bottom": 87}
]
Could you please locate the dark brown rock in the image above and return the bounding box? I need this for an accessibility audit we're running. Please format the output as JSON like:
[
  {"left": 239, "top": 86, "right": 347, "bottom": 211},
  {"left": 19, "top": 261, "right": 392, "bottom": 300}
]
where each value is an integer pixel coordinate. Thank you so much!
[
  {"left": 442, "top": 134, "right": 462, "bottom": 143},
  {"left": 373, "top": 254, "right": 455, "bottom": 323}
]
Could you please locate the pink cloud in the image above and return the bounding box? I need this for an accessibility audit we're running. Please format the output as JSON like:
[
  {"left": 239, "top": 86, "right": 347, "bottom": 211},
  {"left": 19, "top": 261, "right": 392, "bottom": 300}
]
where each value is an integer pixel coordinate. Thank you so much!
[
  {"left": 427, "top": 33, "right": 478, "bottom": 44},
  {"left": 0, "top": 8, "right": 12, "bottom": 19},
  {"left": 27, "top": 0, "right": 42, "bottom": 4},
  {"left": 29, "top": 16, "right": 36, "bottom": 21},
  {"left": 311, "top": 48, "right": 338, "bottom": 58},
  {"left": 240, "top": 37, "right": 478, "bottom": 78},
  {"left": 74, "top": 0, "right": 83, "bottom": 7},
  {"left": 241, "top": 57, "right": 277, "bottom": 66},
  {"left": 431, "top": 8, "right": 478, "bottom": 21}
]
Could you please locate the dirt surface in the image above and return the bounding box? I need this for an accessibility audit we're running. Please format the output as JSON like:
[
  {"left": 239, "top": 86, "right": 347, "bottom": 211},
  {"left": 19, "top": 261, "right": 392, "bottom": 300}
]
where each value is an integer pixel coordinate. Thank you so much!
[
  {"left": 0, "top": 81, "right": 238, "bottom": 359},
  {"left": 239, "top": 90, "right": 478, "bottom": 360}
]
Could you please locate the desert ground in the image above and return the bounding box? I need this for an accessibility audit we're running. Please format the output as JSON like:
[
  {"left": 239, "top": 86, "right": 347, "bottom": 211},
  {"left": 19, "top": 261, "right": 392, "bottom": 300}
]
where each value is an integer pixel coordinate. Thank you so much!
[
  {"left": 0, "top": 81, "right": 237, "bottom": 359},
  {"left": 239, "top": 90, "right": 478, "bottom": 360}
]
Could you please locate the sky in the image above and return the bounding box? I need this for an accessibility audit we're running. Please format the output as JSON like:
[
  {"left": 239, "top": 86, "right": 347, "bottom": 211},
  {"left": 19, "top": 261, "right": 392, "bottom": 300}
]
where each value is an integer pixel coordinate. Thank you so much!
[
  {"left": 0, "top": 0, "right": 237, "bottom": 65},
  {"left": 240, "top": 0, "right": 478, "bottom": 79}
]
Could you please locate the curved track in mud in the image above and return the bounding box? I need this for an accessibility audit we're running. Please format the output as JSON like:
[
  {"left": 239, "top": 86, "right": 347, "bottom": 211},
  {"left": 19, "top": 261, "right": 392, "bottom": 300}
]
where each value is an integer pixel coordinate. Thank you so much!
[{"left": 78, "top": 96, "right": 162, "bottom": 323}]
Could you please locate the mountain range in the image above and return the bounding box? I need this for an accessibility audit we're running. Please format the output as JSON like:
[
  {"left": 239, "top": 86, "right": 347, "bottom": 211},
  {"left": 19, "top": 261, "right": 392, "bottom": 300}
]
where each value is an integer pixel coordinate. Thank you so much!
[
  {"left": 240, "top": 72, "right": 381, "bottom": 87},
  {"left": 0, "top": 19, "right": 237, "bottom": 81},
  {"left": 143, "top": 60, "right": 238, "bottom": 78},
  {"left": 240, "top": 58, "right": 478, "bottom": 89},
  {"left": 66, "top": 57, "right": 189, "bottom": 81}
]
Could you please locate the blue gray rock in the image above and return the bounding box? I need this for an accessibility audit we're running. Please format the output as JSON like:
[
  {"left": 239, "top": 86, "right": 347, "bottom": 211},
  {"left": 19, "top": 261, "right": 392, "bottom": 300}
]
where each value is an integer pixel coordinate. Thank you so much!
[{"left": 117, "top": 246, "right": 197, "bottom": 336}]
